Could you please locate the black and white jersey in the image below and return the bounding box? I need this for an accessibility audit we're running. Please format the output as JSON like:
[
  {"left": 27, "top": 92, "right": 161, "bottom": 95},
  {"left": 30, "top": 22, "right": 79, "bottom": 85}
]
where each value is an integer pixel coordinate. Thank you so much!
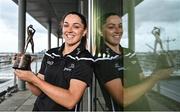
[
  {"left": 34, "top": 42, "right": 93, "bottom": 111},
  {"left": 94, "top": 43, "right": 150, "bottom": 111},
  {"left": 94, "top": 43, "right": 123, "bottom": 111}
]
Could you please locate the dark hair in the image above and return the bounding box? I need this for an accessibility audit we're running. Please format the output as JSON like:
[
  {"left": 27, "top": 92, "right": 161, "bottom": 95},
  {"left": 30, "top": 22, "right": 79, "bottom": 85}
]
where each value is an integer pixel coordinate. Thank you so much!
[
  {"left": 96, "top": 13, "right": 120, "bottom": 54},
  {"left": 60, "top": 11, "right": 87, "bottom": 47},
  {"left": 99, "top": 12, "right": 120, "bottom": 29}
]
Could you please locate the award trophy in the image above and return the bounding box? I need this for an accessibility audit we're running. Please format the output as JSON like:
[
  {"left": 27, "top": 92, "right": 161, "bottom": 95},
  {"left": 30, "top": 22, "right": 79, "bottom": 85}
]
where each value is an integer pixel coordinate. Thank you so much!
[
  {"left": 155, "top": 52, "right": 174, "bottom": 70},
  {"left": 151, "top": 26, "right": 174, "bottom": 71},
  {"left": 12, "top": 25, "right": 35, "bottom": 70}
]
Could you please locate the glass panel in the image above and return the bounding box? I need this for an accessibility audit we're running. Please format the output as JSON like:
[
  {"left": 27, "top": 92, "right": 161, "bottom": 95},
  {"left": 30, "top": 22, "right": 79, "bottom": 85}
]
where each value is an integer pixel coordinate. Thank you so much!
[
  {"left": 135, "top": 0, "right": 180, "bottom": 111},
  {"left": 93, "top": 0, "right": 123, "bottom": 111}
]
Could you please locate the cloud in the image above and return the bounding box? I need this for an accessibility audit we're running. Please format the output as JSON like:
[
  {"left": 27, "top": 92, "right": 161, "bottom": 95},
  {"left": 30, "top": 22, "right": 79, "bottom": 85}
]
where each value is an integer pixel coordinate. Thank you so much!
[
  {"left": 0, "top": 1, "right": 47, "bottom": 34},
  {"left": 0, "top": 1, "right": 58, "bottom": 52},
  {"left": 135, "top": 0, "right": 180, "bottom": 23},
  {"left": 121, "top": 0, "right": 180, "bottom": 52},
  {"left": 135, "top": 21, "right": 180, "bottom": 52},
  {"left": 0, "top": 1, "right": 18, "bottom": 29},
  {"left": 0, "top": 19, "right": 18, "bottom": 52}
]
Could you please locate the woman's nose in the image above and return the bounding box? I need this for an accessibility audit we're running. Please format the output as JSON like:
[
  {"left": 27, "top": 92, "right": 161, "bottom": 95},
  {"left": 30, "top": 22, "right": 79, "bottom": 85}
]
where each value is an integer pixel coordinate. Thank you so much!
[
  {"left": 67, "top": 26, "right": 73, "bottom": 32},
  {"left": 115, "top": 27, "right": 120, "bottom": 33}
]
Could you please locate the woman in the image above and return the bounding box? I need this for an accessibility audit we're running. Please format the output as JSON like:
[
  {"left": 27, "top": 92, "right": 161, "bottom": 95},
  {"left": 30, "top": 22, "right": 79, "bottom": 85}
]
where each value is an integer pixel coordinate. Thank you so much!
[
  {"left": 14, "top": 12, "right": 93, "bottom": 111},
  {"left": 94, "top": 13, "right": 172, "bottom": 111}
]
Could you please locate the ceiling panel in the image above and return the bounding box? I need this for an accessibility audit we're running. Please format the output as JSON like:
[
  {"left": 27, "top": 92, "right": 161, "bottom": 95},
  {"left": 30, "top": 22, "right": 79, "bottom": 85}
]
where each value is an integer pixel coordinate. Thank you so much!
[
  {"left": 12, "top": 0, "right": 79, "bottom": 37},
  {"left": 12, "top": 0, "right": 143, "bottom": 38}
]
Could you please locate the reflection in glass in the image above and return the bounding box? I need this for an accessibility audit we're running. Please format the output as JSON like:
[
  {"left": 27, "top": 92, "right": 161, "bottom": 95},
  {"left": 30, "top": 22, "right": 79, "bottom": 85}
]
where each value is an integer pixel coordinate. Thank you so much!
[{"left": 94, "top": 11, "right": 174, "bottom": 112}]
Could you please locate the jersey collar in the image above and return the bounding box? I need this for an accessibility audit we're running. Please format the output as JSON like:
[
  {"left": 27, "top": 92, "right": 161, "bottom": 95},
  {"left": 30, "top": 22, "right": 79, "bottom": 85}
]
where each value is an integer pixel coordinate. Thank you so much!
[
  {"left": 101, "top": 43, "right": 121, "bottom": 57},
  {"left": 58, "top": 42, "right": 85, "bottom": 57}
]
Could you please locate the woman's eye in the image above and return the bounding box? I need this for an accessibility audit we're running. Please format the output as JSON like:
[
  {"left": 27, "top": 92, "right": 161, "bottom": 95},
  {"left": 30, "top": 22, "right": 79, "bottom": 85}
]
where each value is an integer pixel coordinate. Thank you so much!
[
  {"left": 74, "top": 25, "right": 80, "bottom": 29},
  {"left": 63, "top": 24, "right": 68, "bottom": 27},
  {"left": 108, "top": 26, "right": 114, "bottom": 29}
]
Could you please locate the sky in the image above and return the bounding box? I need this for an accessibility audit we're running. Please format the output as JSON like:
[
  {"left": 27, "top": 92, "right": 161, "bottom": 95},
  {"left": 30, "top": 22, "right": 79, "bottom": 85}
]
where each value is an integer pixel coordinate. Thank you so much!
[
  {"left": 0, "top": 0, "right": 59, "bottom": 53},
  {"left": 0, "top": 0, "right": 180, "bottom": 53},
  {"left": 121, "top": 0, "right": 180, "bottom": 52}
]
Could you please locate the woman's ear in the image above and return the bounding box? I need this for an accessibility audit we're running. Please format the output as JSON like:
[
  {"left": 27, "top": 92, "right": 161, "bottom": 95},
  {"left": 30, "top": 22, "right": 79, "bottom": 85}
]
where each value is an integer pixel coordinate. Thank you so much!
[{"left": 83, "top": 29, "right": 87, "bottom": 37}]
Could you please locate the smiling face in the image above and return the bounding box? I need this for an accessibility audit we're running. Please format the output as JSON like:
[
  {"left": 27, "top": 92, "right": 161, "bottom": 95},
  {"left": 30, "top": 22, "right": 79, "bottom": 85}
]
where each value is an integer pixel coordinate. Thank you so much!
[
  {"left": 102, "top": 15, "right": 123, "bottom": 46},
  {"left": 62, "top": 14, "right": 87, "bottom": 46}
]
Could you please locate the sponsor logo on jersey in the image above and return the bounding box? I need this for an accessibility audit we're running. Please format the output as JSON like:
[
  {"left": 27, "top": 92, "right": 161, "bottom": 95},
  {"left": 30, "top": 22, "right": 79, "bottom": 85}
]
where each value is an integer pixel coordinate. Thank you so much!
[{"left": 63, "top": 63, "right": 75, "bottom": 72}]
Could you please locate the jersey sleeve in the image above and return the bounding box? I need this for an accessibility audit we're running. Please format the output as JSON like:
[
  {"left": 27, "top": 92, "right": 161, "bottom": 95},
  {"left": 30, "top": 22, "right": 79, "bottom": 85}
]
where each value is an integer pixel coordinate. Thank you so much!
[
  {"left": 123, "top": 48, "right": 143, "bottom": 87},
  {"left": 94, "top": 59, "right": 123, "bottom": 84},
  {"left": 124, "top": 49, "right": 143, "bottom": 75}
]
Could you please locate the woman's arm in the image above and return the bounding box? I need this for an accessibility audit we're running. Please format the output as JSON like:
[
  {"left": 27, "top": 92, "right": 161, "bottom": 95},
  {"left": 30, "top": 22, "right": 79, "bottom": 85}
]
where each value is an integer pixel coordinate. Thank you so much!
[
  {"left": 33, "top": 78, "right": 87, "bottom": 109},
  {"left": 105, "top": 68, "right": 172, "bottom": 107},
  {"left": 14, "top": 70, "right": 87, "bottom": 109},
  {"left": 105, "top": 78, "right": 123, "bottom": 105},
  {"left": 27, "top": 73, "right": 44, "bottom": 96}
]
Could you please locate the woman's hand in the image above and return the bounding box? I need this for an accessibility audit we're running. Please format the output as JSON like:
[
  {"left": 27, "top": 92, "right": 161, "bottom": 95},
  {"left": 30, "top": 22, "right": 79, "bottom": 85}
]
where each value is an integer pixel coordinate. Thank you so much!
[
  {"left": 152, "top": 68, "right": 173, "bottom": 81},
  {"left": 14, "top": 70, "right": 35, "bottom": 83}
]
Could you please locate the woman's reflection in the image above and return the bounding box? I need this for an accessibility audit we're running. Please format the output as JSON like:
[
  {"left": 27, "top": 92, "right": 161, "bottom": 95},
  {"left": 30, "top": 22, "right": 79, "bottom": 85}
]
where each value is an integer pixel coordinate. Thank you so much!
[{"left": 94, "top": 13, "right": 172, "bottom": 111}]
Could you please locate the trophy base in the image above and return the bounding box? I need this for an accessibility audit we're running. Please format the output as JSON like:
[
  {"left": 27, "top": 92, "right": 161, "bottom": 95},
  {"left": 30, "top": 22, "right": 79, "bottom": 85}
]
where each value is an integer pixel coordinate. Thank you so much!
[
  {"left": 12, "top": 67, "right": 30, "bottom": 70},
  {"left": 12, "top": 54, "right": 31, "bottom": 70},
  {"left": 155, "top": 53, "right": 174, "bottom": 70}
]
